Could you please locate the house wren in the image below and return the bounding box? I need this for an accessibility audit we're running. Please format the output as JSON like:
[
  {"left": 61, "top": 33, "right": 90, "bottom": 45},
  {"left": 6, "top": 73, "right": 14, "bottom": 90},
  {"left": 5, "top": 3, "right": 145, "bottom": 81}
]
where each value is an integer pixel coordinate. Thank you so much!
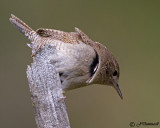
[{"left": 9, "top": 14, "right": 123, "bottom": 99}]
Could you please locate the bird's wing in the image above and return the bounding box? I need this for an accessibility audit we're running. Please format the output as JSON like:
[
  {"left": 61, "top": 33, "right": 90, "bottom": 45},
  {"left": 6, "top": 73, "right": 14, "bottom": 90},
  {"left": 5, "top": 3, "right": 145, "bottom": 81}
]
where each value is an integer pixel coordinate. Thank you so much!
[
  {"left": 36, "top": 28, "right": 80, "bottom": 44},
  {"left": 75, "top": 27, "right": 102, "bottom": 84},
  {"left": 74, "top": 27, "right": 93, "bottom": 45}
]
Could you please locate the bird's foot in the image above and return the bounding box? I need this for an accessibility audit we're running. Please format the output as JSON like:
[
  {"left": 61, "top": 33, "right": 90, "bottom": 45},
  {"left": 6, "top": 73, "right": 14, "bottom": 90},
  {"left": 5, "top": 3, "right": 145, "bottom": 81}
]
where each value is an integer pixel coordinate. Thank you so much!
[
  {"left": 58, "top": 96, "right": 67, "bottom": 102},
  {"left": 31, "top": 43, "right": 44, "bottom": 57}
]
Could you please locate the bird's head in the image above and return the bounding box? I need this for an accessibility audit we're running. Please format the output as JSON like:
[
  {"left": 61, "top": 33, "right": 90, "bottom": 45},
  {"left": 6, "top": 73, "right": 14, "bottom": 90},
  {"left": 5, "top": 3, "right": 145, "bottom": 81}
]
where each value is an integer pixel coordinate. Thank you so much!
[
  {"left": 87, "top": 43, "right": 123, "bottom": 99},
  {"left": 104, "top": 57, "right": 123, "bottom": 99}
]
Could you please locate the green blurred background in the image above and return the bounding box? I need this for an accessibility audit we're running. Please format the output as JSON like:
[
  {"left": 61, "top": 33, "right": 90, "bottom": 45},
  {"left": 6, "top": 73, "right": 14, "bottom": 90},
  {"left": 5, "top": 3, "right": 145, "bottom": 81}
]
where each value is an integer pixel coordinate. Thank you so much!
[{"left": 1, "top": 0, "right": 160, "bottom": 128}]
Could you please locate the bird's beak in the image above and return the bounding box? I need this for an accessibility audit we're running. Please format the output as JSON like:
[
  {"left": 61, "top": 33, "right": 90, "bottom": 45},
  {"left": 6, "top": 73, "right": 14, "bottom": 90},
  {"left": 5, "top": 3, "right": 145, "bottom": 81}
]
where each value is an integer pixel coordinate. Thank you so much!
[{"left": 113, "top": 83, "right": 123, "bottom": 99}]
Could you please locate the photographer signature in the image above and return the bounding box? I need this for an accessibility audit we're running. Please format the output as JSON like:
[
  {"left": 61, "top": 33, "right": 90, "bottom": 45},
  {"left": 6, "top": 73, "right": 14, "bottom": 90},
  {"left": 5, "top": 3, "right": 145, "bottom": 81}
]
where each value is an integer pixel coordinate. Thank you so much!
[{"left": 130, "top": 121, "right": 159, "bottom": 127}]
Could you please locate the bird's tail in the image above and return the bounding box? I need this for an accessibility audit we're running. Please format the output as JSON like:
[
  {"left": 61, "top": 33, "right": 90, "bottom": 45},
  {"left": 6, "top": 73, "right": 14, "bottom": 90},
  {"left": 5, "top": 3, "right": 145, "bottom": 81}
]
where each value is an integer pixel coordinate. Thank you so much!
[{"left": 9, "top": 14, "right": 36, "bottom": 41}]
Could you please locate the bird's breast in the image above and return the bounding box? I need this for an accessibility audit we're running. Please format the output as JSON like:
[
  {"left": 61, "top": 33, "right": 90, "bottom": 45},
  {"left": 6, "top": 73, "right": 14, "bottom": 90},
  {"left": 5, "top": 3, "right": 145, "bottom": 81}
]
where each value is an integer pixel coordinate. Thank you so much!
[{"left": 48, "top": 39, "right": 96, "bottom": 90}]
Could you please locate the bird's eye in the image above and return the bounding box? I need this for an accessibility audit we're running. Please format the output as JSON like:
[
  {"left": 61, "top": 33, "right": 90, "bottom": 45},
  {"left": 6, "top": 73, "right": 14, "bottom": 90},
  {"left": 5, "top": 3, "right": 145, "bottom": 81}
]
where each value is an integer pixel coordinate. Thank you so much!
[{"left": 113, "top": 70, "right": 118, "bottom": 76}]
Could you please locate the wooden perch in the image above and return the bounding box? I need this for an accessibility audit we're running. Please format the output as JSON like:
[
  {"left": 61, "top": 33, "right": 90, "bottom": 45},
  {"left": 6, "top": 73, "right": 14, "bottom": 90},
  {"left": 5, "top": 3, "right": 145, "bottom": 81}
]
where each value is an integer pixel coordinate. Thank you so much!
[{"left": 26, "top": 44, "right": 71, "bottom": 128}]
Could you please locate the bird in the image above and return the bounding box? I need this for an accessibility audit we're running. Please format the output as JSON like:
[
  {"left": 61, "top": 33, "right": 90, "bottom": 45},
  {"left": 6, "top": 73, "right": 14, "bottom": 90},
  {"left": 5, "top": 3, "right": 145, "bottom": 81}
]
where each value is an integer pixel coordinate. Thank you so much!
[{"left": 9, "top": 14, "right": 123, "bottom": 99}]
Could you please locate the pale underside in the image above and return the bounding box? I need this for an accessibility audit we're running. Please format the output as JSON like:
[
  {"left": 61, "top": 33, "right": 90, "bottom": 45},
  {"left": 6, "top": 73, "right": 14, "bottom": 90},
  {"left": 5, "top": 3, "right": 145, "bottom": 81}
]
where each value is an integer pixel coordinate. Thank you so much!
[
  {"left": 49, "top": 40, "right": 96, "bottom": 90},
  {"left": 31, "top": 37, "right": 96, "bottom": 90}
]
